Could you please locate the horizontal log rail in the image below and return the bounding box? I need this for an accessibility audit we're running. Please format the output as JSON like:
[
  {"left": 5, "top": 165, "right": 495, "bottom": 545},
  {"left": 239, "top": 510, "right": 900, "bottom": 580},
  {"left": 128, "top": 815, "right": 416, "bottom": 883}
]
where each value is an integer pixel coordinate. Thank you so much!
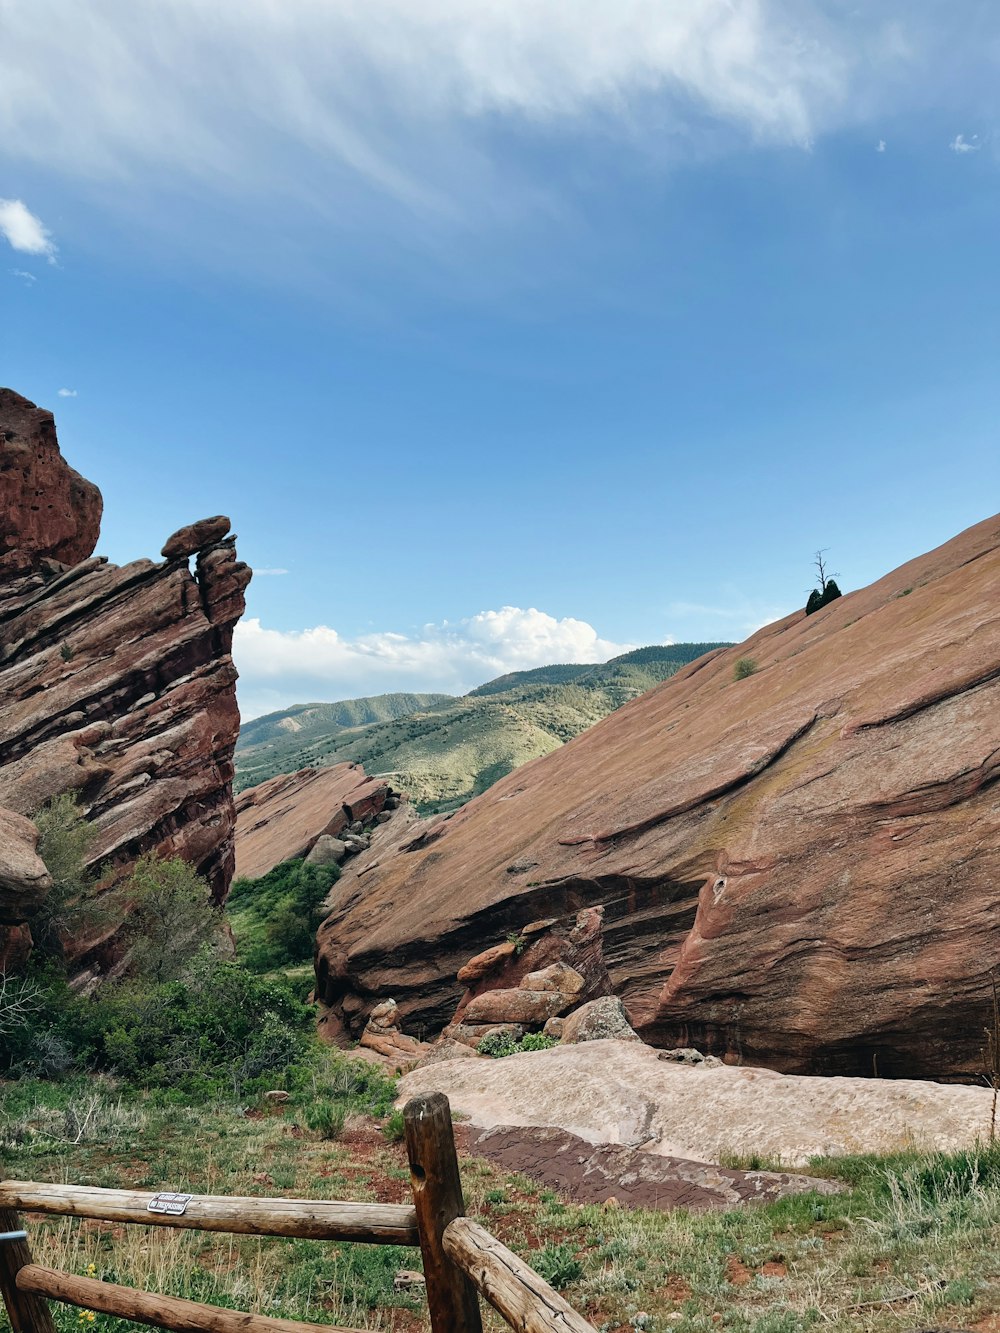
[
  {"left": 0, "top": 1182, "right": 418, "bottom": 1246},
  {"left": 1, "top": 1094, "right": 600, "bottom": 1333},
  {"left": 444, "top": 1216, "right": 597, "bottom": 1333},
  {"left": 17, "top": 1264, "right": 366, "bottom": 1333}
]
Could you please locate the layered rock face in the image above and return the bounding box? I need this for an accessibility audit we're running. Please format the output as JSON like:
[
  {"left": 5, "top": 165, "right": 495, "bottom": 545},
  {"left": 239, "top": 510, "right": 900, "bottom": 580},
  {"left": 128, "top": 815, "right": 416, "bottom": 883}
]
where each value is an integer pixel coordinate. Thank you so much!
[
  {"left": 233, "top": 764, "right": 397, "bottom": 880},
  {"left": 0, "top": 389, "right": 251, "bottom": 969},
  {"left": 317, "top": 513, "right": 1000, "bottom": 1079}
]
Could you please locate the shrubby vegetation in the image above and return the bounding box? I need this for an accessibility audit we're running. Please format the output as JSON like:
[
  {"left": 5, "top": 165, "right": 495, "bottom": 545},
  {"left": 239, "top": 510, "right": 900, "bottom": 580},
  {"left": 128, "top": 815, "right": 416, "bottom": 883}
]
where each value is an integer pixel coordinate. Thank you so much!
[
  {"left": 227, "top": 858, "right": 338, "bottom": 971},
  {"left": 1, "top": 802, "right": 329, "bottom": 1103},
  {"left": 478, "top": 1029, "right": 558, "bottom": 1058}
]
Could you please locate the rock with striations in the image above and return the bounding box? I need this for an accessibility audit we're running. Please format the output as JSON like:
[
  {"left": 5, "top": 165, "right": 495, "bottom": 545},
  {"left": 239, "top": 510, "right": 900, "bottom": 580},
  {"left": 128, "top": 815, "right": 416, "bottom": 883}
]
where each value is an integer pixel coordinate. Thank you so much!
[
  {"left": 161, "top": 516, "right": 232, "bottom": 560},
  {"left": 0, "top": 389, "right": 102, "bottom": 568},
  {"left": 233, "top": 764, "right": 396, "bottom": 880},
  {"left": 316, "top": 513, "right": 1000, "bottom": 1079},
  {"left": 0, "top": 389, "right": 251, "bottom": 971}
]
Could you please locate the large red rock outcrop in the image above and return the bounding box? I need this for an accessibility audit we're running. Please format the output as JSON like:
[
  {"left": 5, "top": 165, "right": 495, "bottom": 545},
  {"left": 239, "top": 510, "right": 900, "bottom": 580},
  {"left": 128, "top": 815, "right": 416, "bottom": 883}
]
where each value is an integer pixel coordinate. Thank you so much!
[
  {"left": 233, "top": 764, "right": 394, "bottom": 880},
  {"left": 317, "top": 513, "right": 1000, "bottom": 1080},
  {"left": 0, "top": 388, "right": 102, "bottom": 567},
  {"left": 0, "top": 389, "right": 251, "bottom": 970}
]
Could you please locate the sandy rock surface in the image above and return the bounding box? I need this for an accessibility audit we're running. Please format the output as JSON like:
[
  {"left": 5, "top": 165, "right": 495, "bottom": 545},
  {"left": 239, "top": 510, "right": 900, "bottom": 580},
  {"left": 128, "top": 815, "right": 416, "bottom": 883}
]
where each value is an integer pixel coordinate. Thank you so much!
[{"left": 400, "top": 1039, "right": 999, "bottom": 1167}]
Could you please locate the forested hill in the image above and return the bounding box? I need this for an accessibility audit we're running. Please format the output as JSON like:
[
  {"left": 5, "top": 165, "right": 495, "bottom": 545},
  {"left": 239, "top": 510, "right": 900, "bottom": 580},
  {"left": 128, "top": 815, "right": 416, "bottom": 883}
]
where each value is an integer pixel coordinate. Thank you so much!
[{"left": 234, "top": 644, "right": 730, "bottom": 811}]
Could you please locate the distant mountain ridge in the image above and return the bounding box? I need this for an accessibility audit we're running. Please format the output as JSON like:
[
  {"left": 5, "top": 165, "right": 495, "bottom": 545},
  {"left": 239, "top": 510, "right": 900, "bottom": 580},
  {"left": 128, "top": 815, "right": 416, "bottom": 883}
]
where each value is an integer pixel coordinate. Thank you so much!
[{"left": 235, "top": 644, "right": 730, "bottom": 810}]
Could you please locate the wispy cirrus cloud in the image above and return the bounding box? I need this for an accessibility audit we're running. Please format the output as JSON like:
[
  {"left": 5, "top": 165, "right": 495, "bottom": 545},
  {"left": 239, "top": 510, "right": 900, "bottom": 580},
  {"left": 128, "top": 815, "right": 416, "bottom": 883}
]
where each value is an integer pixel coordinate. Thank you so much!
[
  {"left": 234, "top": 605, "right": 634, "bottom": 718},
  {"left": 0, "top": 199, "right": 56, "bottom": 262},
  {"left": 57, "top": 387, "right": 77, "bottom": 397},
  {"left": 0, "top": 0, "right": 912, "bottom": 263},
  {"left": 950, "top": 133, "right": 981, "bottom": 154}
]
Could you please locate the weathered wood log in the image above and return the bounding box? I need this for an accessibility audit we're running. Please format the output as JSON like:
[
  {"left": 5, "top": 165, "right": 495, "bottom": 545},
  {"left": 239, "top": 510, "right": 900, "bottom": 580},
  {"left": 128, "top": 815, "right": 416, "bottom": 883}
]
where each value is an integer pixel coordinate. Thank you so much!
[
  {"left": 0, "top": 1207, "right": 57, "bottom": 1333},
  {"left": 403, "top": 1094, "right": 482, "bottom": 1333},
  {"left": 443, "top": 1216, "right": 597, "bottom": 1333},
  {"left": 16, "top": 1264, "right": 364, "bottom": 1333},
  {"left": 0, "top": 1183, "right": 417, "bottom": 1246}
]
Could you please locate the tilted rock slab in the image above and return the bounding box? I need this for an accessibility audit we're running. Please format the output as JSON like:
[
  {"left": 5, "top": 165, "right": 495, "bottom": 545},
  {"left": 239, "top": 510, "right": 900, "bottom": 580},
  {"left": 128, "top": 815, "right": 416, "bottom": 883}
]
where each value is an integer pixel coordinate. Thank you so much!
[
  {"left": 319, "top": 513, "right": 1000, "bottom": 1078},
  {"left": 401, "top": 1039, "right": 999, "bottom": 1166},
  {"left": 0, "top": 389, "right": 250, "bottom": 969},
  {"left": 233, "top": 763, "right": 392, "bottom": 880}
]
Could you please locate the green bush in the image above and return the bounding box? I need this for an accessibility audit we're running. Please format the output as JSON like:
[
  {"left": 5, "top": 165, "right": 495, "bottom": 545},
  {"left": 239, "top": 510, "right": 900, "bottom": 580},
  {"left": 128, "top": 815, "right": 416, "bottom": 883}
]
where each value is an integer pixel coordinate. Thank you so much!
[
  {"left": 73, "top": 959, "right": 315, "bottom": 1099},
  {"left": 31, "top": 793, "right": 98, "bottom": 954},
  {"left": 306, "top": 1099, "right": 346, "bottom": 1139},
  {"left": 380, "top": 1109, "right": 405, "bottom": 1142},
  {"left": 228, "top": 859, "right": 338, "bottom": 971},
  {"left": 477, "top": 1029, "right": 521, "bottom": 1058},
  {"left": 732, "top": 657, "right": 758, "bottom": 681},
  {"left": 533, "top": 1242, "right": 583, "bottom": 1290},
  {"left": 519, "top": 1033, "right": 558, "bottom": 1052},
  {"left": 123, "top": 854, "right": 222, "bottom": 985}
]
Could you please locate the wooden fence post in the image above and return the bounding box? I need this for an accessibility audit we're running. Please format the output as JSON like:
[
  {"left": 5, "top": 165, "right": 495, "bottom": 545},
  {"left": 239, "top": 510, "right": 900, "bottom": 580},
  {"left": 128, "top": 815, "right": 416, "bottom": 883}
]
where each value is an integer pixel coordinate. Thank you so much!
[
  {"left": 0, "top": 1208, "right": 56, "bottom": 1333},
  {"left": 403, "top": 1094, "right": 483, "bottom": 1333}
]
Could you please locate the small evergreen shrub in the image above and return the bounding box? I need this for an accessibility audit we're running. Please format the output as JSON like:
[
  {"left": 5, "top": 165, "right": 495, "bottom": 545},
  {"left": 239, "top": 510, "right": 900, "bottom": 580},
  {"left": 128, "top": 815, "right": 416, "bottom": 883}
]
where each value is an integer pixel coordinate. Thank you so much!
[
  {"left": 733, "top": 657, "right": 758, "bottom": 681},
  {"left": 519, "top": 1033, "right": 558, "bottom": 1052},
  {"left": 477, "top": 1029, "right": 521, "bottom": 1058},
  {"left": 306, "top": 1099, "right": 346, "bottom": 1139},
  {"left": 533, "top": 1242, "right": 583, "bottom": 1290},
  {"left": 380, "top": 1109, "right": 406, "bottom": 1142}
]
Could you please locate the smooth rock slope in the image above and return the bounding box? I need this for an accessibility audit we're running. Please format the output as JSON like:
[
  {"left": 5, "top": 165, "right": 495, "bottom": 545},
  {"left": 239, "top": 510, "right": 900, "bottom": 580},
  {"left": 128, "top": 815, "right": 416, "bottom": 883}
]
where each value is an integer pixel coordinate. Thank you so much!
[
  {"left": 0, "top": 388, "right": 251, "bottom": 971},
  {"left": 400, "top": 1039, "right": 999, "bottom": 1166},
  {"left": 318, "top": 513, "right": 1000, "bottom": 1078}
]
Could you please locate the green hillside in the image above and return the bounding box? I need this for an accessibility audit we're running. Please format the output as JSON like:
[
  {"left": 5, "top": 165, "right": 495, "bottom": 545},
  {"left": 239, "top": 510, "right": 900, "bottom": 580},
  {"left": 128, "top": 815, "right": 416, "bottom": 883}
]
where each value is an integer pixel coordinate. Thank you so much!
[{"left": 234, "top": 644, "right": 730, "bottom": 811}]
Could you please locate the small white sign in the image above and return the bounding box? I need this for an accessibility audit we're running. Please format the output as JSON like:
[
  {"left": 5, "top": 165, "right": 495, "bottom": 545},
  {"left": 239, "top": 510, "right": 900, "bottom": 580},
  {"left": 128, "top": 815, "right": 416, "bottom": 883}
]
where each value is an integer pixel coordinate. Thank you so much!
[{"left": 147, "top": 1193, "right": 193, "bottom": 1216}]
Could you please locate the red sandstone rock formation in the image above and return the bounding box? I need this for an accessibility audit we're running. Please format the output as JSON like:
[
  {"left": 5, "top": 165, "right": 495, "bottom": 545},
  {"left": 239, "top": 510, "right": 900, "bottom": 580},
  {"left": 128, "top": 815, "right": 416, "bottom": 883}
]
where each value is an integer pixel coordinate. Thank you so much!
[
  {"left": 233, "top": 764, "right": 395, "bottom": 881},
  {"left": 0, "top": 389, "right": 102, "bottom": 568},
  {"left": 317, "top": 513, "right": 1000, "bottom": 1079},
  {"left": 0, "top": 389, "right": 250, "bottom": 971}
]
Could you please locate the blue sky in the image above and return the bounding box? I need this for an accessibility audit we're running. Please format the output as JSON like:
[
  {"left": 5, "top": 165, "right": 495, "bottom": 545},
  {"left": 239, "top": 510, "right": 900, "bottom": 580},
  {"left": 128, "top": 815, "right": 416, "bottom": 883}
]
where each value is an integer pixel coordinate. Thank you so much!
[{"left": 2, "top": 1, "right": 999, "bottom": 719}]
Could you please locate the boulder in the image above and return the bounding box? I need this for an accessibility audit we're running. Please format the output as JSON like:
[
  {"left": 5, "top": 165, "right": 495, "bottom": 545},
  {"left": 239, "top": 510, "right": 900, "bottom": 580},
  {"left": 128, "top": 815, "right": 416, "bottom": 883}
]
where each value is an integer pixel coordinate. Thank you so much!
[
  {"left": 561, "top": 996, "right": 641, "bottom": 1045},
  {"left": 442, "top": 1022, "right": 525, "bottom": 1049},
  {"left": 457, "top": 940, "right": 517, "bottom": 985},
  {"left": 464, "top": 988, "right": 574, "bottom": 1027},
  {"left": 305, "top": 836, "right": 347, "bottom": 868},
  {"left": 316, "top": 511, "right": 1000, "bottom": 1079},
  {"left": 0, "top": 807, "right": 52, "bottom": 924},
  {"left": 161, "top": 515, "right": 231, "bottom": 560},
  {"left": 520, "top": 962, "right": 585, "bottom": 995},
  {"left": 414, "top": 1039, "right": 482, "bottom": 1067}
]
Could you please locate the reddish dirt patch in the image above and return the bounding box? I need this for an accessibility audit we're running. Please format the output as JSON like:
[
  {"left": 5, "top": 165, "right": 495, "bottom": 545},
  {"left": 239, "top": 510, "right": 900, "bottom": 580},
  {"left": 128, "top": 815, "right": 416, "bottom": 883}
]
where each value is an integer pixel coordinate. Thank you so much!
[
  {"left": 456, "top": 1123, "right": 836, "bottom": 1212},
  {"left": 663, "top": 1276, "right": 693, "bottom": 1303},
  {"left": 726, "top": 1257, "right": 753, "bottom": 1287}
]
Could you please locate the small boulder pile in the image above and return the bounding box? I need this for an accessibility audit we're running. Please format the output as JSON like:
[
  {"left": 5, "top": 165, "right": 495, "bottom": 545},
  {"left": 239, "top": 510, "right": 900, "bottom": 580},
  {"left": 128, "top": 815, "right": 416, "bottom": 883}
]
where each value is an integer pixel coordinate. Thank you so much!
[{"left": 439, "top": 908, "right": 640, "bottom": 1051}]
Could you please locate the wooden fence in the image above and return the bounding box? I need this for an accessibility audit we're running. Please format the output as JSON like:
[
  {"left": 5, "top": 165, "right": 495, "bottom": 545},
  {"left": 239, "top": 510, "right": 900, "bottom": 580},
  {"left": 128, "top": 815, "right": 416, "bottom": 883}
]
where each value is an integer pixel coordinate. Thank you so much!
[{"left": 0, "top": 1092, "right": 596, "bottom": 1333}]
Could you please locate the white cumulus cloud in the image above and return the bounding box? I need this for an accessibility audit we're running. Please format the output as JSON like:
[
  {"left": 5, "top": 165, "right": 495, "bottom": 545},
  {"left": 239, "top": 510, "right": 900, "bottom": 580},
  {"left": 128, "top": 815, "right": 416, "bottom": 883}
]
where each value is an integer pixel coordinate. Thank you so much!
[
  {"left": 876, "top": 138, "right": 886, "bottom": 152},
  {"left": 0, "top": 199, "right": 56, "bottom": 261},
  {"left": 57, "top": 387, "right": 77, "bottom": 397},
  {"left": 234, "top": 605, "right": 634, "bottom": 719},
  {"left": 950, "top": 133, "right": 980, "bottom": 153}
]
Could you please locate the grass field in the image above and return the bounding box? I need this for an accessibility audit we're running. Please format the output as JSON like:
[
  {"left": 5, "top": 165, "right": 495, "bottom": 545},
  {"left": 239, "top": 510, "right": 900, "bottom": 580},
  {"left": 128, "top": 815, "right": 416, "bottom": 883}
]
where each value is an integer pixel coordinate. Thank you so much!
[{"left": 3, "top": 1058, "right": 999, "bottom": 1333}]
